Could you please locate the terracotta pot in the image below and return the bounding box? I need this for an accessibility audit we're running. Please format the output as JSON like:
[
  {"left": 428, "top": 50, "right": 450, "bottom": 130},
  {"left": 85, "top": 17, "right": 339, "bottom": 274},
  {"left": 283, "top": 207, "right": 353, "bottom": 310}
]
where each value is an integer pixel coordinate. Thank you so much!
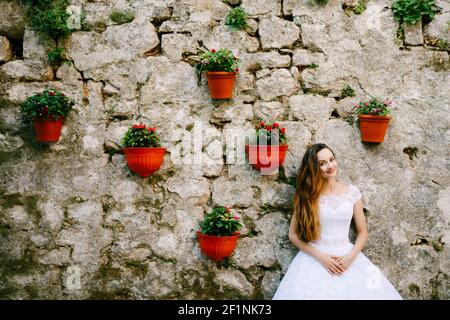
[
  {"left": 206, "top": 71, "right": 236, "bottom": 99},
  {"left": 358, "top": 115, "right": 391, "bottom": 143},
  {"left": 33, "top": 116, "right": 65, "bottom": 142},
  {"left": 245, "top": 144, "right": 289, "bottom": 173},
  {"left": 196, "top": 231, "right": 240, "bottom": 261},
  {"left": 123, "top": 147, "right": 166, "bottom": 177}
]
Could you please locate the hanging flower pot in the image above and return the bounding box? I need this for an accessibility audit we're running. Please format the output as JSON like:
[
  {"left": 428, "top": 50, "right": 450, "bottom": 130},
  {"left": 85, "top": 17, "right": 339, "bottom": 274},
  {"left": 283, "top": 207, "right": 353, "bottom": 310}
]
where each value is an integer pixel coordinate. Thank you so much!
[
  {"left": 206, "top": 71, "right": 237, "bottom": 99},
  {"left": 358, "top": 115, "right": 391, "bottom": 143},
  {"left": 122, "top": 124, "right": 166, "bottom": 177},
  {"left": 245, "top": 121, "right": 289, "bottom": 173},
  {"left": 33, "top": 116, "right": 65, "bottom": 142},
  {"left": 354, "top": 98, "right": 392, "bottom": 143},
  {"left": 197, "top": 48, "right": 239, "bottom": 99},
  {"left": 196, "top": 206, "right": 243, "bottom": 261},
  {"left": 123, "top": 147, "right": 166, "bottom": 177},
  {"left": 21, "top": 89, "right": 74, "bottom": 143},
  {"left": 245, "top": 144, "right": 289, "bottom": 172},
  {"left": 196, "top": 231, "right": 240, "bottom": 262}
]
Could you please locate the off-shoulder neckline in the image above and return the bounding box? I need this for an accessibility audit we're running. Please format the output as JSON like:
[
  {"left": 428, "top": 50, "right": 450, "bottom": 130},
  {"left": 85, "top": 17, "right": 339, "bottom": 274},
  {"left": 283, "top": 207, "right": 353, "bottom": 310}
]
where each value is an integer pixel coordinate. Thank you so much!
[{"left": 320, "top": 184, "right": 352, "bottom": 198}]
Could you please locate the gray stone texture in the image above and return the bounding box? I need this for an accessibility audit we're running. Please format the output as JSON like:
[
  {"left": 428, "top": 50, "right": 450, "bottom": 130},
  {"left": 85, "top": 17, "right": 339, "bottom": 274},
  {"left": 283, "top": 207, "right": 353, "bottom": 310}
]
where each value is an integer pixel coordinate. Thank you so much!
[{"left": 0, "top": 0, "right": 448, "bottom": 300}]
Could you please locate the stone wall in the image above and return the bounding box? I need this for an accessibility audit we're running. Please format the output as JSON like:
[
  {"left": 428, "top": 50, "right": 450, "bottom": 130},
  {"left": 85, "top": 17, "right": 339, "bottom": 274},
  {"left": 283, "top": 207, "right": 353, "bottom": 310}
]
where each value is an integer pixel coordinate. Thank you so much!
[{"left": 0, "top": 0, "right": 449, "bottom": 299}]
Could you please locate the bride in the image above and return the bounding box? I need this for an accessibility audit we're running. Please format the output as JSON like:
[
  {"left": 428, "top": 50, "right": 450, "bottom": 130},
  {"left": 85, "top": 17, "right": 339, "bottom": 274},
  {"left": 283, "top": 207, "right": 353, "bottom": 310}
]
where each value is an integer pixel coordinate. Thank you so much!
[{"left": 273, "top": 143, "right": 402, "bottom": 300}]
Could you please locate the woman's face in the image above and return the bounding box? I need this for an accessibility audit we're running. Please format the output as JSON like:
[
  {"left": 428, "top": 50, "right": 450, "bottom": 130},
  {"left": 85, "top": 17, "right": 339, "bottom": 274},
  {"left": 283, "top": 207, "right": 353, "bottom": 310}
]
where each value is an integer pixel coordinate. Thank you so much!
[{"left": 317, "top": 148, "right": 337, "bottom": 179}]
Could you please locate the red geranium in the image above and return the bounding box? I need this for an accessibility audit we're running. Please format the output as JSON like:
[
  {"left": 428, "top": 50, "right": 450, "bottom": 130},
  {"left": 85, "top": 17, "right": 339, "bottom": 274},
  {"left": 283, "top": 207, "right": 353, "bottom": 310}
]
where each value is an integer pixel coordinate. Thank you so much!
[
  {"left": 253, "top": 120, "right": 288, "bottom": 145},
  {"left": 40, "top": 106, "right": 49, "bottom": 116},
  {"left": 123, "top": 123, "right": 161, "bottom": 148}
]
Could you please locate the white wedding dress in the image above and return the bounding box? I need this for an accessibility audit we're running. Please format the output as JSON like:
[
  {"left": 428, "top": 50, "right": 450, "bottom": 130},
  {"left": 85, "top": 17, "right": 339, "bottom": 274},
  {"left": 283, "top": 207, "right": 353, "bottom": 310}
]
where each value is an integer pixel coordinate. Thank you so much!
[{"left": 273, "top": 184, "right": 402, "bottom": 300}]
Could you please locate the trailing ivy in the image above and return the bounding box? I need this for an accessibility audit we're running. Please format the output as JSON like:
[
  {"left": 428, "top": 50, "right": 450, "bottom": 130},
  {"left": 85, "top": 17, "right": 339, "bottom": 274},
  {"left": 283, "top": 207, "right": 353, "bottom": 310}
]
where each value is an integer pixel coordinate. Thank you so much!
[
  {"left": 47, "top": 47, "right": 65, "bottom": 66},
  {"left": 23, "top": 0, "right": 71, "bottom": 40},
  {"left": 21, "top": 0, "right": 82, "bottom": 66},
  {"left": 392, "top": 0, "right": 436, "bottom": 25}
]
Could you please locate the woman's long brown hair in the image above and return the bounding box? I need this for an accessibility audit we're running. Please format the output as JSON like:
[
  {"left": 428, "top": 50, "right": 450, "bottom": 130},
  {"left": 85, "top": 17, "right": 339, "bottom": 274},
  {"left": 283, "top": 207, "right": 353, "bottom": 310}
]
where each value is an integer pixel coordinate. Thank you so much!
[{"left": 293, "top": 143, "right": 336, "bottom": 242}]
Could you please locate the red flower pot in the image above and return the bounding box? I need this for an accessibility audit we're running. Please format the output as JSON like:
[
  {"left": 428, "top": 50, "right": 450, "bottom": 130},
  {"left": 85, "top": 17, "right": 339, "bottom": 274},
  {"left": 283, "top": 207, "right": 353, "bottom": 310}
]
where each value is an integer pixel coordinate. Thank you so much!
[
  {"left": 123, "top": 147, "right": 166, "bottom": 177},
  {"left": 358, "top": 115, "right": 391, "bottom": 143},
  {"left": 245, "top": 144, "right": 289, "bottom": 173},
  {"left": 196, "top": 231, "right": 240, "bottom": 261},
  {"left": 33, "top": 116, "right": 65, "bottom": 142},
  {"left": 206, "top": 71, "right": 236, "bottom": 99}
]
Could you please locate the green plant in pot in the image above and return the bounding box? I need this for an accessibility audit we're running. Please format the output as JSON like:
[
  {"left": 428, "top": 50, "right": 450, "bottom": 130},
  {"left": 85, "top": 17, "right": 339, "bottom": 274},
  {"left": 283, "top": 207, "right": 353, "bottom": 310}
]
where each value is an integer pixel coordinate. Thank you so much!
[
  {"left": 354, "top": 97, "right": 392, "bottom": 143},
  {"left": 20, "top": 88, "right": 74, "bottom": 142},
  {"left": 196, "top": 205, "right": 243, "bottom": 261},
  {"left": 122, "top": 124, "right": 166, "bottom": 177},
  {"left": 197, "top": 48, "right": 240, "bottom": 99}
]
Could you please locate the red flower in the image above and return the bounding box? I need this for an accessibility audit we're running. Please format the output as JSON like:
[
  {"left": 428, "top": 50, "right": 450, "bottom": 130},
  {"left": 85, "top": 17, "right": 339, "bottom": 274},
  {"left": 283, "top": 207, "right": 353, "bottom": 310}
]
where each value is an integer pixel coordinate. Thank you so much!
[
  {"left": 273, "top": 122, "right": 279, "bottom": 128},
  {"left": 147, "top": 127, "right": 156, "bottom": 132},
  {"left": 266, "top": 125, "right": 272, "bottom": 131},
  {"left": 211, "top": 49, "right": 216, "bottom": 53},
  {"left": 226, "top": 206, "right": 231, "bottom": 213},
  {"left": 259, "top": 121, "right": 265, "bottom": 127},
  {"left": 233, "top": 216, "right": 240, "bottom": 220},
  {"left": 40, "top": 106, "right": 49, "bottom": 116},
  {"left": 281, "top": 128, "right": 286, "bottom": 134},
  {"left": 132, "top": 124, "right": 146, "bottom": 129},
  {"left": 48, "top": 91, "right": 55, "bottom": 96},
  {"left": 61, "top": 93, "right": 65, "bottom": 97}
]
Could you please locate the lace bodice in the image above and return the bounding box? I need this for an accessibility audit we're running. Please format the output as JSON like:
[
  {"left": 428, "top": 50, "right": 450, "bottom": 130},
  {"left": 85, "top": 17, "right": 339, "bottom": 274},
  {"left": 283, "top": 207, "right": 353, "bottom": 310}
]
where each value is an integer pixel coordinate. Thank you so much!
[{"left": 310, "top": 184, "right": 362, "bottom": 247}]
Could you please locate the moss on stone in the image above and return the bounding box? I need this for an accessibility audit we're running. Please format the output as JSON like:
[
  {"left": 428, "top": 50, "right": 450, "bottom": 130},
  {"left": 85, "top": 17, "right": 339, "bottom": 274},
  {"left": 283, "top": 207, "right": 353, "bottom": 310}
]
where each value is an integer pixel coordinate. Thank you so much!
[
  {"left": 88, "top": 287, "right": 134, "bottom": 300},
  {"left": 0, "top": 245, "right": 43, "bottom": 299},
  {"left": 408, "top": 283, "right": 420, "bottom": 297},
  {"left": 0, "top": 248, "right": 39, "bottom": 275},
  {"left": 0, "top": 284, "right": 19, "bottom": 299},
  {"left": 430, "top": 272, "right": 448, "bottom": 300},
  {"left": 97, "top": 263, "right": 121, "bottom": 280},
  {"left": 24, "top": 284, "right": 40, "bottom": 299},
  {"left": 110, "top": 10, "right": 135, "bottom": 25},
  {"left": 66, "top": 196, "right": 86, "bottom": 204},
  {"left": 133, "top": 198, "right": 162, "bottom": 211},
  {"left": 0, "top": 193, "right": 42, "bottom": 223},
  {"left": 0, "top": 223, "right": 11, "bottom": 238},
  {"left": 431, "top": 240, "right": 444, "bottom": 252},
  {"left": 125, "top": 260, "right": 148, "bottom": 278},
  {"left": 101, "top": 194, "right": 117, "bottom": 213}
]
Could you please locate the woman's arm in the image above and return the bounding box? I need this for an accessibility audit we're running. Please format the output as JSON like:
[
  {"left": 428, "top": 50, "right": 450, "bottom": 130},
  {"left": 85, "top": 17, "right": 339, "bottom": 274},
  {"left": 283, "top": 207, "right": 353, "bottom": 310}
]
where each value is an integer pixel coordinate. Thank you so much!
[
  {"left": 348, "top": 198, "right": 368, "bottom": 259},
  {"left": 335, "top": 198, "right": 368, "bottom": 270},
  {"left": 288, "top": 212, "right": 344, "bottom": 275}
]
